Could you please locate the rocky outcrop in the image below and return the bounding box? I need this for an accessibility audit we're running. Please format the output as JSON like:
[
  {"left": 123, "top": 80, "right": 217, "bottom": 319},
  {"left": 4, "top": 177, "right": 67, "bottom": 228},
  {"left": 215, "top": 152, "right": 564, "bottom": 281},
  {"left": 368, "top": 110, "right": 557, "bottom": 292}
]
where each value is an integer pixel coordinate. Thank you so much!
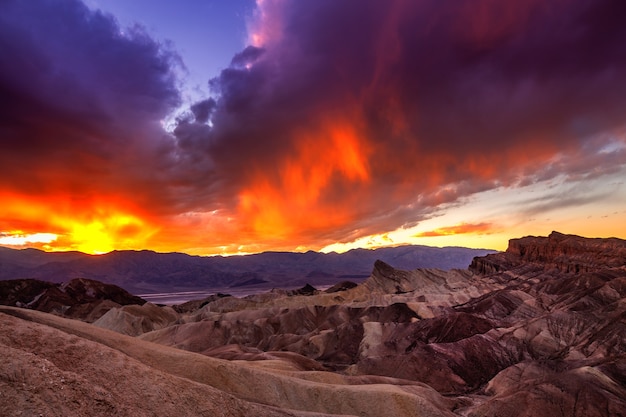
[
  {"left": 325, "top": 280, "right": 358, "bottom": 293},
  {"left": 349, "top": 234, "right": 626, "bottom": 398},
  {"left": 287, "top": 283, "right": 319, "bottom": 296},
  {"left": 0, "top": 278, "right": 145, "bottom": 321},
  {"left": 473, "top": 361, "right": 626, "bottom": 417},
  {"left": 140, "top": 303, "right": 420, "bottom": 370}
]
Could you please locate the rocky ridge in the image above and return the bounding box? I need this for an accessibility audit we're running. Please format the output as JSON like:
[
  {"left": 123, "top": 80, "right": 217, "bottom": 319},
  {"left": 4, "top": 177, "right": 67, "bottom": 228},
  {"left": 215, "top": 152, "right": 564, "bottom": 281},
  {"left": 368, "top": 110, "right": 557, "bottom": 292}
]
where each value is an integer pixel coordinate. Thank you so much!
[{"left": 0, "top": 277, "right": 145, "bottom": 322}]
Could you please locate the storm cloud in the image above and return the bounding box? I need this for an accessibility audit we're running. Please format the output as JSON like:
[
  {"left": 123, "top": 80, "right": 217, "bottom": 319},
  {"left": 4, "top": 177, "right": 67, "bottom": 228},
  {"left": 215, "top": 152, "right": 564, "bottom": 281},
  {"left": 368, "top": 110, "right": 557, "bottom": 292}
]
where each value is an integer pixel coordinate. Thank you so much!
[
  {"left": 1, "top": 0, "right": 625, "bottom": 253},
  {"left": 173, "top": 0, "right": 626, "bottom": 247},
  {"left": 0, "top": 0, "right": 180, "bottom": 203}
]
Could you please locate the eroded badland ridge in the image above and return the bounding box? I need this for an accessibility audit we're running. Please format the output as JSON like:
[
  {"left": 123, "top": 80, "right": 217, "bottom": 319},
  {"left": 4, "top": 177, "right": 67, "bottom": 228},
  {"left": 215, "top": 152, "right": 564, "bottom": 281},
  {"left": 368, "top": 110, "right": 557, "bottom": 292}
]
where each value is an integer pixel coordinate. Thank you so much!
[{"left": 1, "top": 232, "right": 625, "bottom": 416}]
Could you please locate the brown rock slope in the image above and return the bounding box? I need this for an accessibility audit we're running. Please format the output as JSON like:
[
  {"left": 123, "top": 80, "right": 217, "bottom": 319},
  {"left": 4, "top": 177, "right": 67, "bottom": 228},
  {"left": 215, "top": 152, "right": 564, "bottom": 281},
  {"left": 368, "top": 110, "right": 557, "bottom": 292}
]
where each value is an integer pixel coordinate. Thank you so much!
[
  {"left": 92, "top": 302, "right": 179, "bottom": 336},
  {"left": 0, "top": 306, "right": 460, "bottom": 417},
  {"left": 0, "top": 309, "right": 305, "bottom": 417}
]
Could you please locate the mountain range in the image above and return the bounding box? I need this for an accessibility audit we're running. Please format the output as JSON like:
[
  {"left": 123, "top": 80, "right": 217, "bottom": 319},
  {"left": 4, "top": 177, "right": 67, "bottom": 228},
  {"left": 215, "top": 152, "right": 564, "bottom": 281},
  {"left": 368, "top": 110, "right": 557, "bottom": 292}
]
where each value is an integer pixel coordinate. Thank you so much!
[{"left": 0, "top": 244, "right": 494, "bottom": 295}]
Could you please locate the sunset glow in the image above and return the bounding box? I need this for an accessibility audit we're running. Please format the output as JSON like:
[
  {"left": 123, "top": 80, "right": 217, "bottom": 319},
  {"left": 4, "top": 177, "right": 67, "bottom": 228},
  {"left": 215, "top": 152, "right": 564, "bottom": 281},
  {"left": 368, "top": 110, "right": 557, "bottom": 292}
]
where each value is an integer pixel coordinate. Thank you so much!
[
  {"left": 0, "top": 232, "right": 58, "bottom": 246},
  {"left": 1, "top": 0, "right": 625, "bottom": 255},
  {"left": 0, "top": 193, "right": 155, "bottom": 254},
  {"left": 61, "top": 214, "right": 152, "bottom": 255}
]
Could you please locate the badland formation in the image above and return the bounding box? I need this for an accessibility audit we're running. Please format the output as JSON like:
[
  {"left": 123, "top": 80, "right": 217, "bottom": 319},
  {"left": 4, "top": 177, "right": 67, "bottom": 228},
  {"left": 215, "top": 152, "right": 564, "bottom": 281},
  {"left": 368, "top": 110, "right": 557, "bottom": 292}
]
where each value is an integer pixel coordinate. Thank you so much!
[{"left": 1, "top": 231, "right": 625, "bottom": 416}]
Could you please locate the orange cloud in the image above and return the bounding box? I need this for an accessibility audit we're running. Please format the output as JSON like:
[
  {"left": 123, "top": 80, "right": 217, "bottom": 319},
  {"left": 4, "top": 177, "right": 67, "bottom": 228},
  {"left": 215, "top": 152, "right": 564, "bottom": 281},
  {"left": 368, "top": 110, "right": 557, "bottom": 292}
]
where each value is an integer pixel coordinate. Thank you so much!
[
  {"left": 237, "top": 119, "right": 371, "bottom": 240},
  {"left": 414, "top": 222, "right": 494, "bottom": 238}
]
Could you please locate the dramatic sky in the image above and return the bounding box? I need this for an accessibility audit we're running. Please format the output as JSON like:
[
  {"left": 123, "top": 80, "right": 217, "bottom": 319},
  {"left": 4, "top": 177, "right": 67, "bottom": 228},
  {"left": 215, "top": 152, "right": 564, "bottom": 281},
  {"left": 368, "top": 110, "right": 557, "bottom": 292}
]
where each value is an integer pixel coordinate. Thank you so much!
[{"left": 1, "top": 0, "right": 625, "bottom": 255}]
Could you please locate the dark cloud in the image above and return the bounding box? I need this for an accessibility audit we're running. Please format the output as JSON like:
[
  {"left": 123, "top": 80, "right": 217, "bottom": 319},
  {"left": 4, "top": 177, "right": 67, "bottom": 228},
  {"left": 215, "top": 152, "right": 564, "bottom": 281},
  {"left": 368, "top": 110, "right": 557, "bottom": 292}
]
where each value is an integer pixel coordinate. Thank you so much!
[
  {"left": 230, "top": 46, "right": 265, "bottom": 69},
  {"left": 0, "top": 0, "right": 181, "bottom": 205},
  {"left": 189, "top": 99, "right": 216, "bottom": 124},
  {"left": 170, "top": 0, "right": 626, "bottom": 248}
]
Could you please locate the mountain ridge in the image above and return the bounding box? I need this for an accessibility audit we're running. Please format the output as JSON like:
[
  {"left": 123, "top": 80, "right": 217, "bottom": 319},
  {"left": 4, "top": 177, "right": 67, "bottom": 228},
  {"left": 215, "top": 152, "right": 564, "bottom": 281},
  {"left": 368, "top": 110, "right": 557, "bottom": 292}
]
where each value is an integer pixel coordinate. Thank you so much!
[{"left": 0, "top": 243, "right": 495, "bottom": 294}]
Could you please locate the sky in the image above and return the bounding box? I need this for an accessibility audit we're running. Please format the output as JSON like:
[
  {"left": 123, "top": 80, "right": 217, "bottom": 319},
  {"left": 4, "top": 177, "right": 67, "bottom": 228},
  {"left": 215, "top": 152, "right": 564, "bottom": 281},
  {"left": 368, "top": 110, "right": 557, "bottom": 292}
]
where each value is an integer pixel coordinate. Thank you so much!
[{"left": 1, "top": 0, "right": 625, "bottom": 256}]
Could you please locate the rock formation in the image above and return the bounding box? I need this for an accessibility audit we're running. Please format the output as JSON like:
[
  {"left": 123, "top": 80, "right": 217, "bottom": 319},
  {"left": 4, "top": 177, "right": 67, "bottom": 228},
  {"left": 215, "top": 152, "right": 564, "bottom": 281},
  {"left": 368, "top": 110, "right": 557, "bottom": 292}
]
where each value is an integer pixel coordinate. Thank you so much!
[{"left": 0, "top": 277, "right": 145, "bottom": 321}]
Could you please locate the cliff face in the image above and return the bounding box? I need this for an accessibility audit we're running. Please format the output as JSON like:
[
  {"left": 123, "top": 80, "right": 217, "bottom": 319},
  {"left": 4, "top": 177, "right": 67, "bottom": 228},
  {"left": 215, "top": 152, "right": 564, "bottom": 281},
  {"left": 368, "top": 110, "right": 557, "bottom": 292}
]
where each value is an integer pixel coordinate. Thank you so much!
[
  {"left": 509, "top": 231, "right": 626, "bottom": 271},
  {"left": 470, "top": 231, "right": 626, "bottom": 274}
]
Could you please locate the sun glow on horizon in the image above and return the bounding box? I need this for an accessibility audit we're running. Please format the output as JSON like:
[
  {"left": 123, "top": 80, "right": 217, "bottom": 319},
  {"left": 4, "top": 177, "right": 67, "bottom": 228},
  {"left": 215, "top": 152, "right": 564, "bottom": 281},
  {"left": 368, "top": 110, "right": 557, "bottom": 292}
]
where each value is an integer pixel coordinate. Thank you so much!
[
  {"left": 2, "top": 161, "right": 625, "bottom": 256},
  {"left": 63, "top": 214, "right": 152, "bottom": 254},
  {"left": 0, "top": 193, "right": 158, "bottom": 255}
]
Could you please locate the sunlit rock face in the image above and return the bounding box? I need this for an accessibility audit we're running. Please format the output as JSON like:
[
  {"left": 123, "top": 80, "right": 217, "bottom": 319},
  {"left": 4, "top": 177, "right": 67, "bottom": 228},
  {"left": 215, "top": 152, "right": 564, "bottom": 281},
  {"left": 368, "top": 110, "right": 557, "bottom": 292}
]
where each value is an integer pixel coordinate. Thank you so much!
[
  {"left": 1, "top": 232, "right": 625, "bottom": 416},
  {"left": 470, "top": 230, "right": 626, "bottom": 273}
]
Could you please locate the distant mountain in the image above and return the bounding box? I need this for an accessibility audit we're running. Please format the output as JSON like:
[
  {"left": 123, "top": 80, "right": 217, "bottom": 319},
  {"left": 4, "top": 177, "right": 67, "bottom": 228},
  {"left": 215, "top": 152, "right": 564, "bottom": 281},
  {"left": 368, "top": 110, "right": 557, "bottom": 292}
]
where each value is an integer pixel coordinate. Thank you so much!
[{"left": 0, "top": 245, "right": 495, "bottom": 294}]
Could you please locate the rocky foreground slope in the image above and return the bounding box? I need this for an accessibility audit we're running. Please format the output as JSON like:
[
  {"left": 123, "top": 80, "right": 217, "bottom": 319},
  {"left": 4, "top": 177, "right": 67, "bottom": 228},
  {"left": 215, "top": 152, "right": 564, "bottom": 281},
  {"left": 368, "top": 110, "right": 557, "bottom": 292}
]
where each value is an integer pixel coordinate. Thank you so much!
[{"left": 1, "top": 232, "right": 625, "bottom": 416}]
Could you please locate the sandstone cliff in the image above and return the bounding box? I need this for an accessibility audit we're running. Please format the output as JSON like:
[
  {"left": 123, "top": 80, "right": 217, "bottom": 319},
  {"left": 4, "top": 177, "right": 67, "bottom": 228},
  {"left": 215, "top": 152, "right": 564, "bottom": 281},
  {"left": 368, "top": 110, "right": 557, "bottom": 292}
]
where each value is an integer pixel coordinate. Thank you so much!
[{"left": 470, "top": 230, "right": 626, "bottom": 274}]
